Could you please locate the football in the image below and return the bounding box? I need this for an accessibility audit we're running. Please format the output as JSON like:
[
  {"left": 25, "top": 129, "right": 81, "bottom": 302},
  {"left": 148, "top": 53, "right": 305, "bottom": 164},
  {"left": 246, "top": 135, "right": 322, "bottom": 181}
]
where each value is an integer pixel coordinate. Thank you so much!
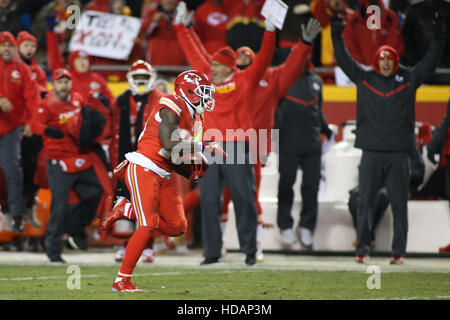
[{"left": 173, "top": 152, "right": 209, "bottom": 181}]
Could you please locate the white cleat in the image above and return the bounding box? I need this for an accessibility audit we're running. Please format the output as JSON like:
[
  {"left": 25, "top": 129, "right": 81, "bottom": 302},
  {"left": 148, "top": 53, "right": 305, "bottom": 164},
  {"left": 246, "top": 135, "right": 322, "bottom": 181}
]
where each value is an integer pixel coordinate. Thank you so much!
[
  {"left": 280, "top": 229, "right": 298, "bottom": 246},
  {"left": 256, "top": 241, "right": 264, "bottom": 262},
  {"left": 297, "top": 227, "right": 313, "bottom": 250}
]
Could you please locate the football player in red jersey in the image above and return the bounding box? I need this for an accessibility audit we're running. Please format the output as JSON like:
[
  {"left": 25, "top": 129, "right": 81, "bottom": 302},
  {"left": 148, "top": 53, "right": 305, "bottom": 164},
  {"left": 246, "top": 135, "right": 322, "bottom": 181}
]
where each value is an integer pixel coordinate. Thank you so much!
[
  {"left": 104, "top": 70, "right": 222, "bottom": 292},
  {"left": 108, "top": 60, "right": 165, "bottom": 263}
]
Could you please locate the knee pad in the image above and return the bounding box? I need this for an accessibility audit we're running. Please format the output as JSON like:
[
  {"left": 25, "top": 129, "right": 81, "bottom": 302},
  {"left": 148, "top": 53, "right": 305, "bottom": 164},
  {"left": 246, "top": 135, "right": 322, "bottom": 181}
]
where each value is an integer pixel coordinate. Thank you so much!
[{"left": 171, "top": 219, "right": 187, "bottom": 237}]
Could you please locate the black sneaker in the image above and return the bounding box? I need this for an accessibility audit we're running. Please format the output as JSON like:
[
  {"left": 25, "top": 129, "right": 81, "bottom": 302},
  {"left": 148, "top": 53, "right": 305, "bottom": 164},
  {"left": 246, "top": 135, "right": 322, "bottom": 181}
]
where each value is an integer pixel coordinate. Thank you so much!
[
  {"left": 245, "top": 253, "right": 256, "bottom": 266},
  {"left": 67, "top": 231, "right": 88, "bottom": 250},
  {"left": 49, "top": 256, "right": 66, "bottom": 263},
  {"left": 12, "top": 217, "right": 25, "bottom": 233},
  {"left": 200, "top": 257, "right": 221, "bottom": 265},
  {"left": 24, "top": 206, "right": 42, "bottom": 228}
]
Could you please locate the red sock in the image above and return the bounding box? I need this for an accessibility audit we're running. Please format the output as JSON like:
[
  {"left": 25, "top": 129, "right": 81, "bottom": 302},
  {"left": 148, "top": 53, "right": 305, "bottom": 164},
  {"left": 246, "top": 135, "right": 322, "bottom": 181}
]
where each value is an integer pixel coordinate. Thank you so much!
[{"left": 118, "top": 226, "right": 152, "bottom": 277}]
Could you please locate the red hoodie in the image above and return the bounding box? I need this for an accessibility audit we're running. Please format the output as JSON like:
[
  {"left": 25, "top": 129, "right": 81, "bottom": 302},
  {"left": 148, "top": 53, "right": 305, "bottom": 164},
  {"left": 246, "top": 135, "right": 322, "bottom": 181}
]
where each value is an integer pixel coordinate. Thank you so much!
[
  {"left": 0, "top": 38, "right": 40, "bottom": 135},
  {"left": 342, "top": 0, "right": 404, "bottom": 65},
  {"left": 16, "top": 31, "right": 48, "bottom": 96}
]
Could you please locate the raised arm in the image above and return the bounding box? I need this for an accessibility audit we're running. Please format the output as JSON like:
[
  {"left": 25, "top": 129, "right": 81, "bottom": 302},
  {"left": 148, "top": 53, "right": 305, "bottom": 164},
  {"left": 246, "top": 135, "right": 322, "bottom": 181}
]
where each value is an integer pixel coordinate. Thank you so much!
[
  {"left": 46, "top": 31, "right": 65, "bottom": 71},
  {"left": 189, "top": 26, "right": 212, "bottom": 62},
  {"left": 274, "top": 18, "right": 320, "bottom": 97},
  {"left": 174, "top": 23, "right": 211, "bottom": 74},
  {"left": 331, "top": 15, "right": 365, "bottom": 83},
  {"left": 173, "top": 2, "right": 210, "bottom": 73},
  {"left": 410, "top": 13, "right": 446, "bottom": 88},
  {"left": 243, "top": 19, "right": 277, "bottom": 85}
]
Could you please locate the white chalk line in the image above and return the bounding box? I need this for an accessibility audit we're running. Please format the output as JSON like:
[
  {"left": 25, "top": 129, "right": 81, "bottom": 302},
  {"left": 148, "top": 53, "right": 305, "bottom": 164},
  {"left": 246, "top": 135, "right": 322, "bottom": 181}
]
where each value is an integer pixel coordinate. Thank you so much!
[{"left": 0, "top": 269, "right": 262, "bottom": 282}]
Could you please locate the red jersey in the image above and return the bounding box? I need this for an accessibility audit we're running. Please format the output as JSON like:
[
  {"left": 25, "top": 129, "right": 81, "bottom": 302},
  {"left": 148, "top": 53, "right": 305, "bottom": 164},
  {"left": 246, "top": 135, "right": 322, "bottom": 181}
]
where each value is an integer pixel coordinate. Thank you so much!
[{"left": 133, "top": 94, "right": 195, "bottom": 174}]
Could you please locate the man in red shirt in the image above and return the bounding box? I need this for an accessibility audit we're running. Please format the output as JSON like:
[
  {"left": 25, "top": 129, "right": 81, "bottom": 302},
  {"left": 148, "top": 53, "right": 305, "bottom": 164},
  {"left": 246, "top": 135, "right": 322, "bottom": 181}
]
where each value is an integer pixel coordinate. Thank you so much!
[
  {"left": 17, "top": 31, "right": 48, "bottom": 97},
  {"left": 0, "top": 31, "right": 40, "bottom": 233},
  {"left": 32, "top": 68, "right": 103, "bottom": 263},
  {"left": 174, "top": 1, "right": 276, "bottom": 266},
  {"left": 16, "top": 31, "right": 49, "bottom": 229},
  {"left": 140, "top": 0, "right": 187, "bottom": 66}
]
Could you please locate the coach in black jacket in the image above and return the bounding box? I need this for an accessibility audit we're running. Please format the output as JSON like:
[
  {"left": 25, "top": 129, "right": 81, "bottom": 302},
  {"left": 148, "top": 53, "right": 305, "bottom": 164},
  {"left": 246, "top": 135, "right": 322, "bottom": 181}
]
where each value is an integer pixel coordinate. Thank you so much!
[
  {"left": 331, "top": 13, "right": 446, "bottom": 264},
  {"left": 275, "top": 62, "right": 333, "bottom": 249}
]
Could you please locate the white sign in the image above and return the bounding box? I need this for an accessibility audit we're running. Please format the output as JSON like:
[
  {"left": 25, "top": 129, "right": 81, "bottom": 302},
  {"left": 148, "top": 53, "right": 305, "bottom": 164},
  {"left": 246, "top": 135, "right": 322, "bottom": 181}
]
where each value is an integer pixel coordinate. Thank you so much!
[
  {"left": 69, "top": 10, "right": 141, "bottom": 60},
  {"left": 261, "top": 0, "right": 288, "bottom": 30}
]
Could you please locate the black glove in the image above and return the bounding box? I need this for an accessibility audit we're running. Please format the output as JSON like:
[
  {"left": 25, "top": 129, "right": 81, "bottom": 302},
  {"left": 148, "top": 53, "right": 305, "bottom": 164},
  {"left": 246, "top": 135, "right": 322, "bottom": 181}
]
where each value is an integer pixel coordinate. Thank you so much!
[
  {"left": 432, "top": 11, "right": 447, "bottom": 41},
  {"left": 95, "top": 92, "right": 110, "bottom": 108},
  {"left": 44, "top": 126, "right": 65, "bottom": 139},
  {"left": 330, "top": 15, "right": 346, "bottom": 35}
]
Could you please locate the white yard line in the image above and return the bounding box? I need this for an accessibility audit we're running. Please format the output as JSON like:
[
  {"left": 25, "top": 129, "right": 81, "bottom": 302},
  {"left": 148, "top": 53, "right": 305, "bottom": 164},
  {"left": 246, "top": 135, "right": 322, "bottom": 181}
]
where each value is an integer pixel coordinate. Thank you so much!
[{"left": 0, "top": 251, "right": 449, "bottom": 273}]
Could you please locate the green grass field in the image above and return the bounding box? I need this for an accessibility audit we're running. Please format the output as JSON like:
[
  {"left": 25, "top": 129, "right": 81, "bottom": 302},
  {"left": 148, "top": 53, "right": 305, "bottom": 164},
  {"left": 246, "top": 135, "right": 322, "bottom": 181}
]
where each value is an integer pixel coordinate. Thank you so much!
[{"left": 1, "top": 264, "right": 449, "bottom": 300}]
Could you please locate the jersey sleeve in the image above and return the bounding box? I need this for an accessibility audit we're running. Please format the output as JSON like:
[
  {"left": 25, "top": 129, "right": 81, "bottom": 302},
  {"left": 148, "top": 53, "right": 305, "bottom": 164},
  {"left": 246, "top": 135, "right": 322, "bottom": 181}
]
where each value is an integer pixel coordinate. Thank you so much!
[{"left": 158, "top": 96, "right": 183, "bottom": 118}]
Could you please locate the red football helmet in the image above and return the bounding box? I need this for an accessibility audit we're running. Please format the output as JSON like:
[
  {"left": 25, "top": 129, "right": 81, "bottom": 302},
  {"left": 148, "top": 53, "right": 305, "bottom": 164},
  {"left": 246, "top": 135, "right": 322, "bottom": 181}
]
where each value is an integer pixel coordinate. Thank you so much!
[
  {"left": 127, "top": 60, "right": 156, "bottom": 95},
  {"left": 174, "top": 70, "right": 215, "bottom": 114}
]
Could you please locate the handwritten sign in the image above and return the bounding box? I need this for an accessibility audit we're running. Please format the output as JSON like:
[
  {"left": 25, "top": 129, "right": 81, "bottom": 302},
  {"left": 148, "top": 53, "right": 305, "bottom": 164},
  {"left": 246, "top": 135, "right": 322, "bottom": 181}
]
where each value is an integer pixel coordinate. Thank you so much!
[{"left": 69, "top": 10, "right": 141, "bottom": 60}]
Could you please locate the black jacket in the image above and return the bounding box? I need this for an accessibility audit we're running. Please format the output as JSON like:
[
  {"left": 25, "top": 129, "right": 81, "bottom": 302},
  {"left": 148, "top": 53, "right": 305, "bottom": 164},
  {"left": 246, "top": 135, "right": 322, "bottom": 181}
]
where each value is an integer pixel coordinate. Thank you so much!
[
  {"left": 116, "top": 90, "right": 150, "bottom": 163},
  {"left": 427, "top": 100, "right": 450, "bottom": 160},
  {"left": 276, "top": 70, "right": 332, "bottom": 155},
  {"left": 332, "top": 33, "right": 445, "bottom": 153}
]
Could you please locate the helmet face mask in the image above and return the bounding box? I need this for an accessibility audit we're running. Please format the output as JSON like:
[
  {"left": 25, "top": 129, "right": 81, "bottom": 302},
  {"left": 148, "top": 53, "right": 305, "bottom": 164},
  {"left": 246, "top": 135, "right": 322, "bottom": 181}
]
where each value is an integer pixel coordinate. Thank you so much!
[
  {"left": 175, "top": 70, "right": 215, "bottom": 114},
  {"left": 127, "top": 60, "right": 156, "bottom": 95}
]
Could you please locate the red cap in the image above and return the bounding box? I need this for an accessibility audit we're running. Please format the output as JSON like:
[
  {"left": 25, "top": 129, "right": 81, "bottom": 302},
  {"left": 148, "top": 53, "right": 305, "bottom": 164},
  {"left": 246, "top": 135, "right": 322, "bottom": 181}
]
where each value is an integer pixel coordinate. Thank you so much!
[
  {"left": 0, "top": 31, "right": 16, "bottom": 47},
  {"left": 16, "top": 31, "right": 38, "bottom": 48},
  {"left": 373, "top": 45, "right": 399, "bottom": 75},
  {"left": 52, "top": 68, "right": 72, "bottom": 82},
  {"left": 236, "top": 46, "right": 255, "bottom": 62},
  {"left": 211, "top": 46, "right": 236, "bottom": 70}
]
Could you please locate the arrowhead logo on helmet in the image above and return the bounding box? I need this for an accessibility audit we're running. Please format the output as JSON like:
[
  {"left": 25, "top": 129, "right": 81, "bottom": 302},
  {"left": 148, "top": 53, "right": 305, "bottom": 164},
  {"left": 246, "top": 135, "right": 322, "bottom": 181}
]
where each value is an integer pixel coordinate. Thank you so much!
[
  {"left": 127, "top": 60, "right": 157, "bottom": 95},
  {"left": 174, "top": 70, "right": 215, "bottom": 115}
]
